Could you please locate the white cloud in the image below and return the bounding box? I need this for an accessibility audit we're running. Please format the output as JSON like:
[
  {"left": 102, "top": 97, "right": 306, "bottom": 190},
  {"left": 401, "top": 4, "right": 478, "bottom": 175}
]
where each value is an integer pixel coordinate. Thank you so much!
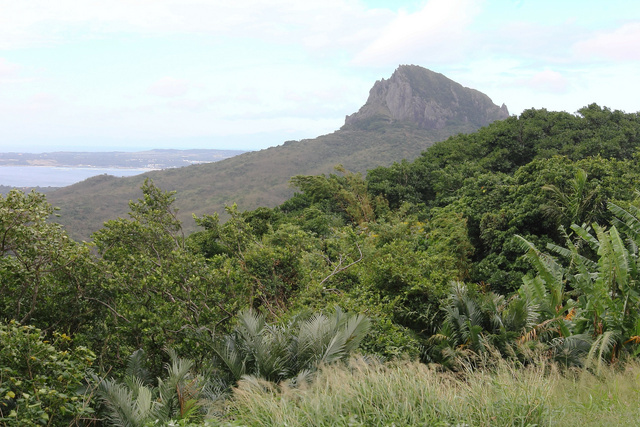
[
  {"left": 0, "top": 58, "right": 29, "bottom": 85},
  {"left": 0, "top": 0, "right": 391, "bottom": 53},
  {"left": 574, "top": 22, "right": 640, "bottom": 61},
  {"left": 352, "top": 0, "right": 481, "bottom": 66},
  {"left": 27, "top": 92, "right": 60, "bottom": 110},
  {"left": 0, "top": 58, "right": 20, "bottom": 77},
  {"left": 484, "top": 20, "right": 584, "bottom": 64},
  {"left": 166, "top": 98, "right": 211, "bottom": 112},
  {"left": 147, "top": 77, "right": 189, "bottom": 98},
  {"left": 524, "top": 69, "right": 569, "bottom": 93},
  {"left": 0, "top": 92, "right": 61, "bottom": 114}
]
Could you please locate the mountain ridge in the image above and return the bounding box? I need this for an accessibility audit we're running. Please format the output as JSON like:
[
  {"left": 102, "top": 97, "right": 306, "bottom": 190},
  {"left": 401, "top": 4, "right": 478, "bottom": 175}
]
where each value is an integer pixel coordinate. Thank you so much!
[
  {"left": 47, "top": 65, "right": 509, "bottom": 240},
  {"left": 344, "top": 65, "right": 508, "bottom": 131}
]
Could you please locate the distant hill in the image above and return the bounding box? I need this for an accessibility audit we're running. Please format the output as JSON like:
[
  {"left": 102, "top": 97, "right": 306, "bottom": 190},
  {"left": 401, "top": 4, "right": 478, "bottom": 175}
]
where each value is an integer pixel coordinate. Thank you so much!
[
  {"left": 47, "top": 65, "right": 509, "bottom": 240},
  {"left": 1, "top": 185, "right": 60, "bottom": 196}
]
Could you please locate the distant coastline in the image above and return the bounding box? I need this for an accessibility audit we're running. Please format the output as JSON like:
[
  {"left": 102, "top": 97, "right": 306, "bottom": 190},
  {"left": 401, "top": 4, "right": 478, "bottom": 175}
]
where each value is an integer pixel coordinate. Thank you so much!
[
  {"left": 0, "top": 165, "right": 152, "bottom": 188},
  {"left": 0, "top": 149, "right": 245, "bottom": 169},
  {"left": 0, "top": 148, "right": 245, "bottom": 189}
]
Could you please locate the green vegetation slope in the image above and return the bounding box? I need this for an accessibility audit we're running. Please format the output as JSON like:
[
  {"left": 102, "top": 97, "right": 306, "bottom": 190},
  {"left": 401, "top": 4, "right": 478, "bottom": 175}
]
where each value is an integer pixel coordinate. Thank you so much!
[{"left": 4, "top": 102, "right": 640, "bottom": 425}]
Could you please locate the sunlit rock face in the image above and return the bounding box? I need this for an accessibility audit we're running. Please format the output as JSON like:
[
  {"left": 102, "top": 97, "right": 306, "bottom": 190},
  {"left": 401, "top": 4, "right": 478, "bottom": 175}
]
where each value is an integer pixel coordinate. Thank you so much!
[{"left": 344, "top": 64, "right": 509, "bottom": 131}]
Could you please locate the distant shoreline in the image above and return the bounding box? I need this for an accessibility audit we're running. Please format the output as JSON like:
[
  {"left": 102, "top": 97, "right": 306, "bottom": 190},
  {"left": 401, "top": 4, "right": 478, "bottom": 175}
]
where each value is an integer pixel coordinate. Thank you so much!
[
  {"left": 0, "top": 149, "right": 245, "bottom": 170},
  {"left": 0, "top": 165, "right": 160, "bottom": 170},
  {"left": 0, "top": 149, "right": 245, "bottom": 188},
  {"left": 0, "top": 165, "right": 153, "bottom": 188}
]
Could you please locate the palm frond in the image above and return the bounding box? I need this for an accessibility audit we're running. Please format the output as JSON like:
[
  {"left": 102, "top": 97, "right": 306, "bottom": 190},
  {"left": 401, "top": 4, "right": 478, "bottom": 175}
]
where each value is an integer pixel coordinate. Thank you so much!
[
  {"left": 212, "top": 337, "right": 247, "bottom": 382},
  {"left": 609, "top": 201, "right": 640, "bottom": 243},
  {"left": 502, "top": 297, "right": 540, "bottom": 333},
  {"left": 586, "top": 330, "right": 619, "bottom": 373},
  {"left": 236, "top": 309, "right": 266, "bottom": 348},
  {"left": 609, "top": 226, "right": 630, "bottom": 290},
  {"left": 515, "top": 235, "right": 564, "bottom": 309},
  {"left": 212, "top": 307, "right": 369, "bottom": 386},
  {"left": 340, "top": 313, "right": 371, "bottom": 354},
  {"left": 125, "top": 348, "right": 152, "bottom": 386},
  {"left": 157, "top": 348, "right": 196, "bottom": 415},
  {"left": 550, "top": 333, "right": 592, "bottom": 367},
  {"left": 96, "top": 376, "right": 158, "bottom": 427},
  {"left": 297, "top": 313, "right": 332, "bottom": 363},
  {"left": 571, "top": 223, "right": 600, "bottom": 252}
]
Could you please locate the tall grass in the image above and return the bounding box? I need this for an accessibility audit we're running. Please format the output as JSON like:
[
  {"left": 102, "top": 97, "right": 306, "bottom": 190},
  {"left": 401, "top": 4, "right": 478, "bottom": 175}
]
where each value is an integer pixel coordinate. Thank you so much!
[
  {"left": 212, "top": 357, "right": 640, "bottom": 426},
  {"left": 225, "top": 357, "right": 554, "bottom": 426},
  {"left": 550, "top": 361, "right": 640, "bottom": 426}
]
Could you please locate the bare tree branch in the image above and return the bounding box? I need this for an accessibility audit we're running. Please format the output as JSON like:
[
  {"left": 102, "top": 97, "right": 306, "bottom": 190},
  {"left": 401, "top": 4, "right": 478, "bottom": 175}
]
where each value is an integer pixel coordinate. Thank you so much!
[{"left": 319, "top": 242, "right": 363, "bottom": 288}]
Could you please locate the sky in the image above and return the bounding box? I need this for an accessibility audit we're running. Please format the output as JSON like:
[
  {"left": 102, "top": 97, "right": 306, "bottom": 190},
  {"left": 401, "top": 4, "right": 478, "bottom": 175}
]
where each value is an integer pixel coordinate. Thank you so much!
[{"left": 0, "top": 0, "right": 639, "bottom": 153}]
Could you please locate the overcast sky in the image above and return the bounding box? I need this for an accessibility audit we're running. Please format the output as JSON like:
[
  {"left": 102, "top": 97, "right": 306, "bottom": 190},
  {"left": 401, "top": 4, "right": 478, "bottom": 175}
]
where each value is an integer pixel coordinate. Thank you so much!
[{"left": 1, "top": 0, "right": 639, "bottom": 152}]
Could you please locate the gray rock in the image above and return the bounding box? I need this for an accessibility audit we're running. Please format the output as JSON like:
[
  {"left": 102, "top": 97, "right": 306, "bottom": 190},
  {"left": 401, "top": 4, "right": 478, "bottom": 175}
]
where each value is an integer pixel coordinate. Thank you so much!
[{"left": 344, "top": 65, "right": 509, "bottom": 131}]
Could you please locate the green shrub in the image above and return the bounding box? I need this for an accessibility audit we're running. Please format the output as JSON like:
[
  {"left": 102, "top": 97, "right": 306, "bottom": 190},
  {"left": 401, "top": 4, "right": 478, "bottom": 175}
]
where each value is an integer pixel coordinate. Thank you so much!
[{"left": 0, "top": 321, "right": 95, "bottom": 426}]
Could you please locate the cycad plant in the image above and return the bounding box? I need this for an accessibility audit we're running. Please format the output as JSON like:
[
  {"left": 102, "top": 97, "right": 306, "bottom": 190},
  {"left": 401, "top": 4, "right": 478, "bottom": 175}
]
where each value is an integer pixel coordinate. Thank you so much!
[
  {"left": 427, "top": 282, "right": 541, "bottom": 368},
  {"left": 212, "top": 307, "right": 370, "bottom": 387},
  {"left": 94, "top": 348, "right": 216, "bottom": 426}
]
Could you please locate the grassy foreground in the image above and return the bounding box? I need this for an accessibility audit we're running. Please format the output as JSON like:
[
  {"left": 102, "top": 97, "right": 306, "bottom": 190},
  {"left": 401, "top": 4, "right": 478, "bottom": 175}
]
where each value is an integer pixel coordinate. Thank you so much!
[{"left": 205, "top": 357, "right": 640, "bottom": 426}]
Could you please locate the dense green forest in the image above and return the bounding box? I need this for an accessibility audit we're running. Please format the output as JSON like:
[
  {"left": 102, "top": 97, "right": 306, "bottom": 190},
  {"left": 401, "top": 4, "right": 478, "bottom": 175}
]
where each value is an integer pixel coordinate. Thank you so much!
[{"left": 3, "top": 104, "right": 640, "bottom": 425}]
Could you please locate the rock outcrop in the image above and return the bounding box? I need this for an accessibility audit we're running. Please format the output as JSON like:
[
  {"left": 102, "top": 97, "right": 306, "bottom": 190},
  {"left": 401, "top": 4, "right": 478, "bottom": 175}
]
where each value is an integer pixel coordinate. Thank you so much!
[{"left": 344, "top": 65, "right": 509, "bottom": 131}]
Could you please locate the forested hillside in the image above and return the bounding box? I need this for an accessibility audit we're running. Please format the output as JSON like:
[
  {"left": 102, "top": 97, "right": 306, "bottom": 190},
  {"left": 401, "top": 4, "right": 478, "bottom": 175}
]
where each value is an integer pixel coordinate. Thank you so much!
[
  {"left": 46, "top": 65, "right": 509, "bottom": 240},
  {"left": 3, "top": 104, "right": 640, "bottom": 425}
]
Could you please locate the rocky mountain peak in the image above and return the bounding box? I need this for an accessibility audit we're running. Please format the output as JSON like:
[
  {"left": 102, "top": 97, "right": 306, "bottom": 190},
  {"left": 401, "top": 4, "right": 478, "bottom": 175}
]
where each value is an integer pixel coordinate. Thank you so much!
[{"left": 343, "top": 65, "right": 509, "bottom": 131}]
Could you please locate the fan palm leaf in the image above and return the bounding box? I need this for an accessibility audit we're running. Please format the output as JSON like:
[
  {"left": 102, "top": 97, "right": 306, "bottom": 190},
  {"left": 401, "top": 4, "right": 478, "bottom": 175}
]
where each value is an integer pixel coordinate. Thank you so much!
[
  {"left": 212, "top": 308, "right": 370, "bottom": 388},
  {"left": 125, "top": 348, "right": 152, "bottom": 386},
  {"left": 586, "top": 330, "right": 619, "bottom": 373},
  {"left": 96, "top": 376, "right": 159, "bottom": 427},
  {"left": 550, "top": 333, "right": 592, "bottom": 367}
]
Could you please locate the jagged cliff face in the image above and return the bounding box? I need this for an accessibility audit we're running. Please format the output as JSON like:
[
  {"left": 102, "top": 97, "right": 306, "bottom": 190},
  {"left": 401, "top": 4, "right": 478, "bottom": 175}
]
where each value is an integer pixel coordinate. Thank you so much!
[{"left": 344, "top": 65, "right": 509, "bottom": 131}]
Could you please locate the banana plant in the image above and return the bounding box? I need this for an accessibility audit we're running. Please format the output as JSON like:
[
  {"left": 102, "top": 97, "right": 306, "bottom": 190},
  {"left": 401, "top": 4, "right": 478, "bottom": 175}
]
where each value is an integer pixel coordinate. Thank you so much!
[
  {"left": 515, "top": 235, "right": 572, "bottom": 338},
  {"left": 516, "top": 200, "right": 640, "bottom": 363}
]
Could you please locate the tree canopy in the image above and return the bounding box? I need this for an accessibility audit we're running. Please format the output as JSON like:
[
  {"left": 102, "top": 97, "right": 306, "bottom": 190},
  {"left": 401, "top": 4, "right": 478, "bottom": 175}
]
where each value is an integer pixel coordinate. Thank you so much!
[{"left": 4, "top": 104, "right": 640, "bottom": 424}]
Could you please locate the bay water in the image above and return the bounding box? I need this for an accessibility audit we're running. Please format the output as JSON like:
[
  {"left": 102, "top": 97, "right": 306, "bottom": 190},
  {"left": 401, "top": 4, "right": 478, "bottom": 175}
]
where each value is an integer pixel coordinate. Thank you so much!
[{"left": 0, "top": 166, "right": 152, "bottom": 188}]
